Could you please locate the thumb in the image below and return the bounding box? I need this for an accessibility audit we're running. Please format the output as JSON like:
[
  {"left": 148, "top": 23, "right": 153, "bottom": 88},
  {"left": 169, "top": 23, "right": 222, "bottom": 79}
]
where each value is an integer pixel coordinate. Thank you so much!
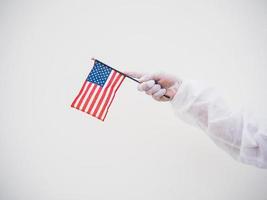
[{"left": 124, "top": 71, "right": 144, "bottom": 79}]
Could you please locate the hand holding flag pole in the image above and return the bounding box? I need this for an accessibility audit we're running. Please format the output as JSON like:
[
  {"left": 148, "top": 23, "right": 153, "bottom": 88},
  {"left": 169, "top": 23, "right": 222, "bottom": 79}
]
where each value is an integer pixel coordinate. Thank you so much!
[{"left": 91, "top": 58, "right": 170, "bottom": 99}]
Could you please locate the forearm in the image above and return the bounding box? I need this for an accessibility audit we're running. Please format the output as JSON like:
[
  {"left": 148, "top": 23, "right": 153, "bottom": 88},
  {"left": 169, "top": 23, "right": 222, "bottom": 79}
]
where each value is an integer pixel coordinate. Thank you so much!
[{"left": 171, "top": 80, "right": 267, "bottom": 168}]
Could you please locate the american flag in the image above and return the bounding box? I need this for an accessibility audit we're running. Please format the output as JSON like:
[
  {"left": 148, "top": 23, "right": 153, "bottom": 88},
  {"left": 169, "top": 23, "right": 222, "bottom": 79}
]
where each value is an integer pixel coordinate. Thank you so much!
[{"left": 71, "top": 60, "right": 125, "bottom": 121}]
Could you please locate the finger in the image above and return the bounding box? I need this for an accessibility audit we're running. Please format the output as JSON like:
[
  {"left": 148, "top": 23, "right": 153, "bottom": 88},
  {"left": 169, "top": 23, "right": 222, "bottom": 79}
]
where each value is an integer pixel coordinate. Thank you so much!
[
  {"left": 124, "top": 71, "right": 144, "bottom": 79},
  {"left": 137, "top": 80, "right": 155, "bottom": 91},
  {"left": 145, "top": 84, "right": 161, "bottom": 95},
  {"left": 152, "top": 88, "right": 166, "bottom": 98},
  {"left": 152, "top": 95, "right": 170, "bottom": 102},
  {"left": 139, "top": 74, "right": 153, "bottom": 82},
  {"left": 152, "top": 95, "right": 161, "bottom": 101}
]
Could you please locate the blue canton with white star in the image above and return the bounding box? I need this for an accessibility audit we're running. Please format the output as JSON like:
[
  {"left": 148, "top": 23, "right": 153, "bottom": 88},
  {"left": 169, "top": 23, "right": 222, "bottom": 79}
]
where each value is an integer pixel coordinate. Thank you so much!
[{"left": 86, "top": 61, "right": 112, "bottom": 87}]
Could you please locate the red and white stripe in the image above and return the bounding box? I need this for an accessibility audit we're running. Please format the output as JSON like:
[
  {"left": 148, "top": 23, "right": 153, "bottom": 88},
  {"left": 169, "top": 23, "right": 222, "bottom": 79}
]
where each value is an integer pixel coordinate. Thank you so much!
[{"left": 71, "top": 70, "right": 125, "bottom": 121}]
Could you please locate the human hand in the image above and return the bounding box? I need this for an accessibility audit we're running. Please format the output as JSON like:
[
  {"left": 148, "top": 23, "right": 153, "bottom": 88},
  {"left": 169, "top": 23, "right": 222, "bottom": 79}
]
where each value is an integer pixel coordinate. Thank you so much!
[{"left": 125, "top": 72, "right": 182, "bottom": 102}]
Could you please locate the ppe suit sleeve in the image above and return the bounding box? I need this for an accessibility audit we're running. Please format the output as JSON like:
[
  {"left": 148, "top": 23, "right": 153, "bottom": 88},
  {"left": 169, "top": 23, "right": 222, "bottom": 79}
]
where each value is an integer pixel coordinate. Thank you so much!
[{"left": 171, "top": 80, "right": 267, "bottom": 168}]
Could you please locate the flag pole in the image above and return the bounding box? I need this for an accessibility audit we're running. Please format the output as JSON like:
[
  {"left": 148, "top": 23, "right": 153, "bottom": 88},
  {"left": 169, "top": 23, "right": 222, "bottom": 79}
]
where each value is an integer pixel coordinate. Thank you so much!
[
  {"left": 91, "top": 58, "right": 170, "bottom": 99},
  {"left": 91, "top": 58, "right": 140, "bottom": 83}
]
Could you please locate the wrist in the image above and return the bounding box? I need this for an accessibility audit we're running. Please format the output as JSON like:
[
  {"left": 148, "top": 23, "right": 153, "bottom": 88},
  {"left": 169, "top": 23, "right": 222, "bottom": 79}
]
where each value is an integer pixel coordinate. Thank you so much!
[{"left": 169, "top": 79, "right": 182, "bottom": 100}]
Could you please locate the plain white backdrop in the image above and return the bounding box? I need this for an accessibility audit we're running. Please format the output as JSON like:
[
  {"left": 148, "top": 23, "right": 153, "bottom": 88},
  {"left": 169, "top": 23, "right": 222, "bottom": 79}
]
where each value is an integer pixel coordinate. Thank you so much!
[{"left": 0, "top": 0, "right": 267, "bottom": 199}]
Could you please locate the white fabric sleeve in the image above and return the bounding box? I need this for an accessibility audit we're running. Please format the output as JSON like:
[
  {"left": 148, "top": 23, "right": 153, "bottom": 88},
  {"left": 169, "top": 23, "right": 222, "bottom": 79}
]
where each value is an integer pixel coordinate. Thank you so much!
[{"left": 171, "top": 80, "right": 267, "bottom": 168}]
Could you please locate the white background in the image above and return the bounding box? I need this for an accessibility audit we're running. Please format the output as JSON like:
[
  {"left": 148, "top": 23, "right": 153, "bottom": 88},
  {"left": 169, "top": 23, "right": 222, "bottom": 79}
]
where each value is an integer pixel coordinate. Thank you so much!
[{"left": 1, "top": 0, "right": 267, "bottom": 199}]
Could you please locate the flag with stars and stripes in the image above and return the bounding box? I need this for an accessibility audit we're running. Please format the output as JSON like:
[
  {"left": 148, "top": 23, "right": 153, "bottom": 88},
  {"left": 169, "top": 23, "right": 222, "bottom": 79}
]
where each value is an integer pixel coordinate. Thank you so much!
[{"left": 71, "top": 60, "right": 125, "bottom": 121}]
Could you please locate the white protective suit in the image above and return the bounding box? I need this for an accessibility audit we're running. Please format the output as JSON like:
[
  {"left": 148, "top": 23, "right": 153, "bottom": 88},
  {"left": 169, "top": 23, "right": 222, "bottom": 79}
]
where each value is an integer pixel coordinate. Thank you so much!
[
  {"left": 171, "top": 80, "right": 267, "bottom": 168},
  {"left": 127, "top": 72, "right": 267, "bottom": 169}
]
